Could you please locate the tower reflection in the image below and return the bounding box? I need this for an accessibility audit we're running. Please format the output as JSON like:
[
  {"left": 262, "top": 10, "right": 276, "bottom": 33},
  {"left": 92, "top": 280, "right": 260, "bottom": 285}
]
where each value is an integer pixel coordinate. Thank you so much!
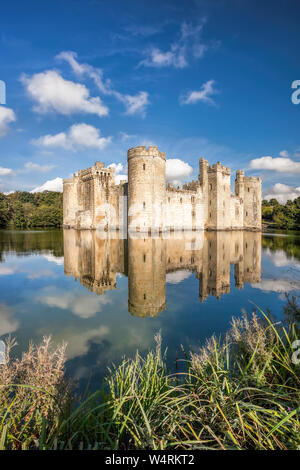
[{"left": 63, "top": 230, "right": 261, "bottom": 317}]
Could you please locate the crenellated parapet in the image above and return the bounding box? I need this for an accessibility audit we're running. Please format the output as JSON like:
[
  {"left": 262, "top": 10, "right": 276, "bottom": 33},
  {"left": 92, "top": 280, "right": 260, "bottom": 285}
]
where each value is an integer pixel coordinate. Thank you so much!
[{"left": 127, "top": 145, "right": 166, "bottom": 161}]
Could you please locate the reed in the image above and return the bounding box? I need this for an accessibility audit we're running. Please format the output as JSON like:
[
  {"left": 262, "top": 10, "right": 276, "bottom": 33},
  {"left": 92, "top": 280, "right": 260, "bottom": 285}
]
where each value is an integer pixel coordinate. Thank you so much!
[{"left": 0, "top": 310, "right": 299, "bottom": 450}]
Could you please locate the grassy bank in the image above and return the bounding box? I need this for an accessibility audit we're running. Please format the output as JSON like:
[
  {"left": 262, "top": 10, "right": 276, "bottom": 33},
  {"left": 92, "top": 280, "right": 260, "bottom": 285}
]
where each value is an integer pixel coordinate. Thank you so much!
[{"left": 0, "top": 309, "right": 299, "bottom": 450}]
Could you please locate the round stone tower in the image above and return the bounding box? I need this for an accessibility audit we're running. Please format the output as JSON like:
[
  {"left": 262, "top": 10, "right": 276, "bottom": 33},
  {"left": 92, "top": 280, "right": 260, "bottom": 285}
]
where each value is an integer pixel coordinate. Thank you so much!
[{"left": 127, "top": 146, "right": 166, "bottom": 233}]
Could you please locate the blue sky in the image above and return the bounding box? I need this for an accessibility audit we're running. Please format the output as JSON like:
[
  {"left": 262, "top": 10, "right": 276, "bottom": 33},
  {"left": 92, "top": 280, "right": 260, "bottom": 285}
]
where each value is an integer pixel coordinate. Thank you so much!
[{"left": 0, "top": 0, "right": 300, "bottom": 201}]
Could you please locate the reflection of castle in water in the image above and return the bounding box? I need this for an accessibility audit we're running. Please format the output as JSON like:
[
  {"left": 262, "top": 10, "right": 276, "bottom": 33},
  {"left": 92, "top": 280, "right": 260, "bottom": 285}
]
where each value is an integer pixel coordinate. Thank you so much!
[{"left": 64, "top": 230, "right": 261, "bottom": 318}]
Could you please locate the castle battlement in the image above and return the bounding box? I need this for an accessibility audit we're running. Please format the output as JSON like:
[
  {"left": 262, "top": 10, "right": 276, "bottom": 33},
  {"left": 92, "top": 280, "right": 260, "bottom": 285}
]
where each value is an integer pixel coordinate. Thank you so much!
[
  {"left": 128, "top": 145, "right": 166, "bottom": 160},
  {"left": 63, "top": 145, "right": 262, "bottom": 232}
]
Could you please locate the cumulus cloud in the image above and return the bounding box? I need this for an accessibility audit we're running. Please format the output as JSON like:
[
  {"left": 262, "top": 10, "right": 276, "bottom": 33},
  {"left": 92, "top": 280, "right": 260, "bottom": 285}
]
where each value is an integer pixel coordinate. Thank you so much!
[
  {"left": 33, "top": 123, "right": 111, "bottom": 151},
  {"left": 166, "top": 270, "right": 192, "bottom": 284},
  {"left": 252, "top": 278, "right": 300, "bottom": 293},
  {"left": 263, "top": 183, "right": 300, "bottom": 204},
  {"left": 250, "top": 156, "right": 300, "bottom": 173},
  {"left": 57, "top": 51, "right": 149, "bottom": 117},
  {"left": 37, "top": 287, "right": 111, "bottom": 319},
  {"left": 108, "top": 162, "right": 128, "bottom": 185},
  {"left": 21, "top": 70, "right": 109, "bottom": 117},
  {"left": 279, "top": 150, "right": 289, "bottom": 157},
  {"left": 166, "top": 158, "right": 193, "bottom": 185},
  {"left": 180, "top": 80, "right": 218, "bottom": 106},
  {"left": 31, "top": 177, "right": 63, "bottom": 193},
  {"left": 0, "top": 167, "right": 13, "bottom": 176},
  {"left": 0, "top": 106, "right": 16, "bottom": 137}
]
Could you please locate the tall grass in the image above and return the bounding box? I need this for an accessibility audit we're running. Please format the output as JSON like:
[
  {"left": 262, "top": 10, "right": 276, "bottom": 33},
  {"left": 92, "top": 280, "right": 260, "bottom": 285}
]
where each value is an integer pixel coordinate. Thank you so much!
[{"left": 0, "top": 310, "right": 299, "bottom": 450}]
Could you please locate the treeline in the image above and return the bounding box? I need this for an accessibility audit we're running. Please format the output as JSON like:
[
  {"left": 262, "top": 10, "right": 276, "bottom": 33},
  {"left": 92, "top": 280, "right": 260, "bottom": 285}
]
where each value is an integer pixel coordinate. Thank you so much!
[
  {"left": 262, "top": 197, "right": 300, "bottom": 230},
  {"left": 0, "top": 191, "right": 63, "bottom": 229}
]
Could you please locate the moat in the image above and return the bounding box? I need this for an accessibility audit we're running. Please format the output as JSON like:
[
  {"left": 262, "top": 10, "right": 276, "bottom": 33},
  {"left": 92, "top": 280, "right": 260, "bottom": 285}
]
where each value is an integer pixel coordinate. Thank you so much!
[{"left": 0, "top": 229, "right": 299, "bottom": 390}]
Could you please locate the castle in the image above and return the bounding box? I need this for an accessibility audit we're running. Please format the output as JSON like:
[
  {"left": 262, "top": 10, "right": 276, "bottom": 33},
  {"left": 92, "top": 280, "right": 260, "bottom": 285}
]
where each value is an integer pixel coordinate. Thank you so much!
[
  {"left": 64, "top": 230, "right": 261, "bottom": 317},
  {"left": 63, "top": 145, "right": 262, "bottom": 232}
]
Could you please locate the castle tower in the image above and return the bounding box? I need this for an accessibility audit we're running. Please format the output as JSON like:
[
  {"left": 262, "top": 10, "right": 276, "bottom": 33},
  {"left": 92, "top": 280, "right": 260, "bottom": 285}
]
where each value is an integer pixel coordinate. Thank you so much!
[
  {"left": 127, "top": 146, "right": 166, "bottom": 233},
  {"left": 243, "top": 177, "right": 262, "bottom": 230},
  {"left": 199, "top": 158, "right": 209, "bottom": 228},
  {"left": 128, "top": 236, "right": 166, "bottom": 317},
  {"left": 235, "top": 172, "right": 262, "bottom": 230},
  {"left": 63, "top": 175, "right": 79, "bottom": 227},
  {"left": 207, "top": 162, "right": 231, "bottom": 230}
]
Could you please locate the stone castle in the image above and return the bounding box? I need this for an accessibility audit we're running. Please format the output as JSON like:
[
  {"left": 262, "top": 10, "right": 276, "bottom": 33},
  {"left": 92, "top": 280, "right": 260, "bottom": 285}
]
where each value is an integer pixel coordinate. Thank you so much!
[
  {"left": 64, "top": 230, "right": 261, "bottom": 318},
  {"left": 63, "top": 146, "right": 262, "bottom": 232}
]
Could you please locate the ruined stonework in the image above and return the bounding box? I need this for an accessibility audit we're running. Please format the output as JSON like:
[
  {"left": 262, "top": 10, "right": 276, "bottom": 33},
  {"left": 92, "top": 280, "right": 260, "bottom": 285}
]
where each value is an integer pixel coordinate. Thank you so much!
[{"left": 63, "top": 146, "right": 262, "bottom": 231}]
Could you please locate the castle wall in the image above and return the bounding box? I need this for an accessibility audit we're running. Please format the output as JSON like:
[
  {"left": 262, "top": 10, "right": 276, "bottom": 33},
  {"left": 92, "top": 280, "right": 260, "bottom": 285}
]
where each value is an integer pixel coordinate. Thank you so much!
[
  {"left": 63, "top": 145, "right": 262, "bottom": 232},
  {"left": 64, "top": 229, "right": 261, "bottom": 317}
]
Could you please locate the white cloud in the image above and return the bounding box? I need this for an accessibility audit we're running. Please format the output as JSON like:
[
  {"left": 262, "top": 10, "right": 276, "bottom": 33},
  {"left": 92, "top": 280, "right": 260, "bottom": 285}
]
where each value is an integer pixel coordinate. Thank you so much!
[
  {"left": 0, "top": 266, "right": 15, "bottom": 276},
  {"left": 263, "top": 183, "right": 300, "bottom": 203},
  {"left": 166, "top": 158, "right": 193, "bottom": 185},
  {"left": 279, "top": 150, "right": 289, "bottom": 157},
  {"left": 115, "top": 91, "right": 149, "bottom": 118},
  {"left": 24, "top": 162, "right": 55, "bottom": 172},
  {"left": 0, "top": 167, "right": 13, "bottom": 176},
  {"left": 37, "top": 287, "right": 111, "bottom": 319},
  {"left": 139, "top": 20, "right": 210, "bottom": 69},
  {"left": 34, "top": 132, "right": 69, "bottom": 149},
  {"left": 21, "top": 70, "right": 109, "bottom": 117},
  {"left": 31, "top": 177, "right": 63, "bottom": 193},
  {"left": 108, "top": 163, "right": 128, "bottom": 185},
  {"left": 0, "top": 303, "right": 19, "bottom": 336},
  {"left": 252, "top": 278, "right": 299, "bottom": 293},
  {"left": 34, "top": 123, "right": 111, "bottom": 151},
  {"left": 140, "top": 47, "right": 187, "bottom": 68},
  {"left": 180, "top": 80, "right": 218, "bottom": 106},
  {"left": 43, "top": 254, "right": 64, "bottom": 265},
  {"left": 57, "top": 51, "right": 149, "bottom": 117},
  {"left": 166, "top": 270, "right": 192, "bottom": 284},
  {"left": 0, "top": 106, "right": 16, "bottom": 137},
  {"left": 250, "top": 156, "right": 300, "bottom": 173}
]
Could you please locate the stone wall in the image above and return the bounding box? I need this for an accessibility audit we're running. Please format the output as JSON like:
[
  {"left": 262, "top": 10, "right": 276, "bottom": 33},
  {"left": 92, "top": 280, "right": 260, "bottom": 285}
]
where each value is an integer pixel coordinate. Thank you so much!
[
  {"left": 64, "top": 229, "right": 261, "bottom": 317},
  {"left": 63, "top": 145, "right": 262, "bottom": 232}
]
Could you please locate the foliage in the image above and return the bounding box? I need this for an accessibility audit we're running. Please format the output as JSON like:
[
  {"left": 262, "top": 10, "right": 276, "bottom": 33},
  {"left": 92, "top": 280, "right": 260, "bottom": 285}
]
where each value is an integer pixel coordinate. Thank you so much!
[
  {"left": 0, "top": 309, "right": 299, "bottom": 450},
  {"left": 0, "top": 191, "right": 63, "bottom": 229},
  {"left": 262, "top": 197, "right": 300, "bottom": 230}
]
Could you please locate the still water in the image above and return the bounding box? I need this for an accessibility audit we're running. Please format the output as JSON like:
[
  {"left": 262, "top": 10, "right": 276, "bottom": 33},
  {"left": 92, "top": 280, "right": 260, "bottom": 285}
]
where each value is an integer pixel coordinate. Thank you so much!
[{"left": 0, "top": 229, "right": 299, "bottom": 389}]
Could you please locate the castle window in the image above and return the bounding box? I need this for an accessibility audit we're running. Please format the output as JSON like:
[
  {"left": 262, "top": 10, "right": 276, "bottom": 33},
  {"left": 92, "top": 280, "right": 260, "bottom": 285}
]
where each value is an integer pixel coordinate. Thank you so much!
[
  {"left": 209, "top": 184, "right": 212, "bottom": 190},
  {"left": 248, "top": 187, "right": 250, "bottom": 192},
  {"left": 143, "top": 254, "right": 146, "bottom": 262},
  {"left": 209, "top": 200, "right": 212, "bottom": 206},
  {"left": 180, "top": 256, "right": 183, "bottom": 263},
  {"left": 246, "top": 211, "right": 248, "bottom": 217},
  {"left": 143, "top": 202, "right": 146, "bottom": 210},
  {"left": 191, "top": 196, "right": 195, "bottom": 203},
  {"left": 144, "top": 293, "right": 146, "bottom": 300},
  {"left": 191, "top": 257, "right": 194, "bottom": 263},
  {"left": 168, "top": 257, "right": 170, "bottom": 263},
  {"left": 209, "top": 212, "right": 212, "bottom": 218},
  {"left": 143, "top": 164, "right": 146, "bottom": 170}
]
